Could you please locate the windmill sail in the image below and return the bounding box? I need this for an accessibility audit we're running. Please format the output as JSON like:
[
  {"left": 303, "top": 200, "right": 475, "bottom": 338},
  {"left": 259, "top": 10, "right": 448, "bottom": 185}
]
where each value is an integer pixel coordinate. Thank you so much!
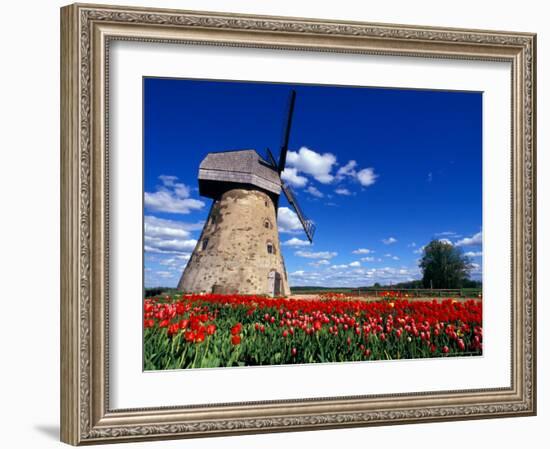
[
  {"left": 281, "top": 181, "right": 316, "bottom": 243},
  {"left": 265, "top": 148, "right": 277, "bottom": 169},
  {"left": 278, "top": 90, "right": 296, "bottom": 174}
]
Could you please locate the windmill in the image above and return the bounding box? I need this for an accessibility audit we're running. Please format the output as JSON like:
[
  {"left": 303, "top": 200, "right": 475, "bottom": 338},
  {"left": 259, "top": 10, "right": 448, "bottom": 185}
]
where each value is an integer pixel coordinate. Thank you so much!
[{"left": 177, "top": 90, "right": 316, "bottom": 297}]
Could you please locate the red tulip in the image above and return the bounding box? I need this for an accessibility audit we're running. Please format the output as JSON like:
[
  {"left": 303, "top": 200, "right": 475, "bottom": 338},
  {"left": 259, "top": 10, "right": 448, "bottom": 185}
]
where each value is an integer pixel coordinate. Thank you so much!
[
  {"left": 231, "top": 335, "right": 241, "bottom": 345},
  {"left": 159, "top": 319, "right": 170, "bottom": 328},
  {"left": 184, "top": 330, "right": 196, "bottom": 342},
  {"left": 195, "top": 331, "right": 205, "bottom": 343},
  {"left": 167, "top": 323, "right": 179, "bottom": 336},
  {"left": 144, "top": 319, "right": 154, "bottom": 328}
]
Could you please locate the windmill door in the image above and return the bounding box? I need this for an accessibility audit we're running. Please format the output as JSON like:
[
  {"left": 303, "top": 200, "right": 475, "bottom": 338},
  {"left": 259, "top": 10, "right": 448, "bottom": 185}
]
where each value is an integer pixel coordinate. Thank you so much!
[
  {"left": 274, "top": 272, "right": 282, "bottom": 296},
  {"left": 268, "top": 271, "right": 282, "bottom": 297}
]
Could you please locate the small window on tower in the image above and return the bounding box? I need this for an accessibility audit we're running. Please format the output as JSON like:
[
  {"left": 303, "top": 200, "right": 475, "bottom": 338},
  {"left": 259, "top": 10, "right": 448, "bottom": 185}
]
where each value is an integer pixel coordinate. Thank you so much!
[
  {"left": 264, "top": 220, "right": 270, "bottom": 229},
  {"left": 267, "top": 243, "right": 273, "bottom": 254},
  {"left": 265, "top": 201, "right": 268, "bottom": 207},
  {"left": 202, "top": 238, "right": 209, "bottom": 251}
]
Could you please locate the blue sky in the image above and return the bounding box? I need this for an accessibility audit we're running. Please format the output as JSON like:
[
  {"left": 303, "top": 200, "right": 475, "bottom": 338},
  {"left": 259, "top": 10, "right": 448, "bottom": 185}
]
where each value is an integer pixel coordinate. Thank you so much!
[{"left": 143, "top": 77, "right": 482, "bottom": 288}]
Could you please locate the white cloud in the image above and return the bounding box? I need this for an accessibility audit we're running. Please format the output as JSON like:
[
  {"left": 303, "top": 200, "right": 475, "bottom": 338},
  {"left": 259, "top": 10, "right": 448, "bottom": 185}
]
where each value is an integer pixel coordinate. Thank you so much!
[
  {"left": 286, "top": 146, "right": 337, "bottom": 184},
  {"left": 144, "top": 215, "right": 203, "bottom": 240},
  {"left": 292, "top": 264, "right": 421, "bottom": 287},
  {"left": 382, "top": 237, "right": 397, "bottom": 244},
  {"left": 159, "top": 254, "right": 191, "bottom": 266},
  {"left": 282, "top": 237, "right": 311, "bottom": 247},
  {"left": 158, "top": 175, "right": 178, "bottom": 186},
  {"left": 356, "top": 167, "right": 378, "bottom": 187},
  {"left": 361, "top": 256, "right": 375, "bottom": 262},
  {"left": 349, "top": 261, "right": 361, "bottom": 267},
  {"left": 438, "top": 238, "right": 453, "bottom": 245},
  {"left": 156, "top": 254, "right": 192, "bottom": 276},
  {"left": 281, "top": 167, "right": 308, "bottom": 188},
  {"left": 470, "top": 263, "right": 482, "bottom": 276},
  {"left": 144, "top": 215, "right": 202, "bottom": 255},
  {"left": 408, "top": 242, "right": 417, "bottom": 248},
  {"left": 335, "top": 188, "right": 352, "bottom": 196},
  {"left": 336, "top": 160, "right": 357, "bottom": 178},
  {"left": 295, "top": 250, "right": 337, "bottom": 260},
  {"left": 144, "top": 191, "right": 204, "bottom": 215},
  {"left": 413, "top": 245, "right": 426, "bottom": 254},
  {"left": 144, "top": 175, "right": 205, "bottom": 214},
  {"left": 436, "top": 231, "right": 461, "bottom": 238},
  {"left": 455, "top": 232, "right": 482, "bottom": 247},
  {"left": 144, "top": 236, "right": 197, "bottom": 254},
  {"left": 145, "top": 250, "right": 194, "bottom": 287},
  {"left": 465, "top": 251, "right": 483, "bottom": 257},
  {"left": 306, "top": 186, "right": 324, "bottom": 198},
  {"left": 173, "top": 183, "right": 191, "bottom": 198},
  {"left": 330, "top": 264, "right": 349, "bottom": 270},
  {"left": 352, "top": 248, "right": 373, "bottom": 255},
  {"left": 336, "top": 160, "right": 379, "bottom": 185},
  {"left": 277, "top": 207, "right": 303, "bottom": 233},
  {"left": 334, "top": 160, "right": 377, "bottom": 189},
  {"left": 309, "top": 260, "right": 330, "bottom": 267}
]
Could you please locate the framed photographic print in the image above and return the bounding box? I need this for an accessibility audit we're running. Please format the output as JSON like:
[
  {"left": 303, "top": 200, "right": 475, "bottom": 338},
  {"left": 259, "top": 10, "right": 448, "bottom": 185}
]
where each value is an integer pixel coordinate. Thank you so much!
[{"left": 60, "top": 3, "right": 537, "bottom": 445}]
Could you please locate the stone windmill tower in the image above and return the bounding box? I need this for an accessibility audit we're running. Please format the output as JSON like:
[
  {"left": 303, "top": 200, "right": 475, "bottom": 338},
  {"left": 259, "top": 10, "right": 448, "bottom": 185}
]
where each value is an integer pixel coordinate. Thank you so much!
[{"left": 177, "top": 91, "right": 315, "bottom": 297}]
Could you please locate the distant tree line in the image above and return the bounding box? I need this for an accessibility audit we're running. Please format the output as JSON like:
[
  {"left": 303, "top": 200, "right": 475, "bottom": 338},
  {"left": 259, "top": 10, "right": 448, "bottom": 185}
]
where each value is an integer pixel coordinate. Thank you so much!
[
  {"left": 144, "top": 287, "right": 179, "bottom": 298},
  {"left": 369, "top": 279, "right": 481, "bottom": 290}
]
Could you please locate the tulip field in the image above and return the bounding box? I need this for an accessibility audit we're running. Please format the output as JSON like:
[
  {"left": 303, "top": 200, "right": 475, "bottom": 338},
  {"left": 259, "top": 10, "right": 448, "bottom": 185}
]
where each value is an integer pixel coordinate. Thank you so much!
[{"left": 143, "top": 293, "right": 482, "bottom": 370}]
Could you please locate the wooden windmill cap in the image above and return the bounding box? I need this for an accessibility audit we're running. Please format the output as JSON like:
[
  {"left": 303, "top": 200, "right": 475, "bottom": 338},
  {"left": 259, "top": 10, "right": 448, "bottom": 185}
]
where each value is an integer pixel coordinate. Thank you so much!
[{"left": 198, "top": 149, "right": 282, "bottom": 198}]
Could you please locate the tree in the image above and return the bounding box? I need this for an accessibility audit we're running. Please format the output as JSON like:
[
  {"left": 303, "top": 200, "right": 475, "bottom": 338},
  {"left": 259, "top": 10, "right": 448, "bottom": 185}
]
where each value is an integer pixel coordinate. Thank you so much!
[{"left": 419, "top": 240, "right": 473, "bottom": 289}]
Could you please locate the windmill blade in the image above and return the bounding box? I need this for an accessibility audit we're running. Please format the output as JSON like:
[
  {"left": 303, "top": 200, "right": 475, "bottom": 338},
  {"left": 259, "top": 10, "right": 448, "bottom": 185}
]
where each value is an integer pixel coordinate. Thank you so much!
[
  {"left": 278, "top": 90, "right": 296, "bottom": 174},
  {"left": 281, "top": 181, "right": 316, "bottom": 243},
  {"left": 265, "top": 148, "right": 277, "bottom": 169}
]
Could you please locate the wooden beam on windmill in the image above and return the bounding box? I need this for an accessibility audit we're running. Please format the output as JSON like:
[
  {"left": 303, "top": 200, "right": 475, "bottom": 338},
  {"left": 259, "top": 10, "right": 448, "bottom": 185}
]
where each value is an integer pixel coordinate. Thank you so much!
[
  {"left": 281, "top": 181, "right": 316, "bottom": 243},
  {"left": 278, "top": 89, "right": 296, "bottom": 175}
]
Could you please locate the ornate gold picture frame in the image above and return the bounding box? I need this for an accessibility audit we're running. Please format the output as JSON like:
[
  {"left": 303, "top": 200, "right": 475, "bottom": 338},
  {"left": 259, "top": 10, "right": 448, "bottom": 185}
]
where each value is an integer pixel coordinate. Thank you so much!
[{"left": 60, "top": 3, "right": 536, "bottom": 445}]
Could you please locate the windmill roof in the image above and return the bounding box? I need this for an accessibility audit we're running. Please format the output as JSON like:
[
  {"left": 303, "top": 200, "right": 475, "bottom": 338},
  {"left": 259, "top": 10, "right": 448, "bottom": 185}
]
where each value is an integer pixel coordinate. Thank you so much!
[{"left": 198, "top": 149, "right": 281, "bottom": 196}]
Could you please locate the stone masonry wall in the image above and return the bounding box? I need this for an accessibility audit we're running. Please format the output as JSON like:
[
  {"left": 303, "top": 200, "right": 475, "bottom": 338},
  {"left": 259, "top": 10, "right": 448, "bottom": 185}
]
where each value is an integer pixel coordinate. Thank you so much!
[{"left": 177, "top": 188, "right": 290, "bottom": 296}]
